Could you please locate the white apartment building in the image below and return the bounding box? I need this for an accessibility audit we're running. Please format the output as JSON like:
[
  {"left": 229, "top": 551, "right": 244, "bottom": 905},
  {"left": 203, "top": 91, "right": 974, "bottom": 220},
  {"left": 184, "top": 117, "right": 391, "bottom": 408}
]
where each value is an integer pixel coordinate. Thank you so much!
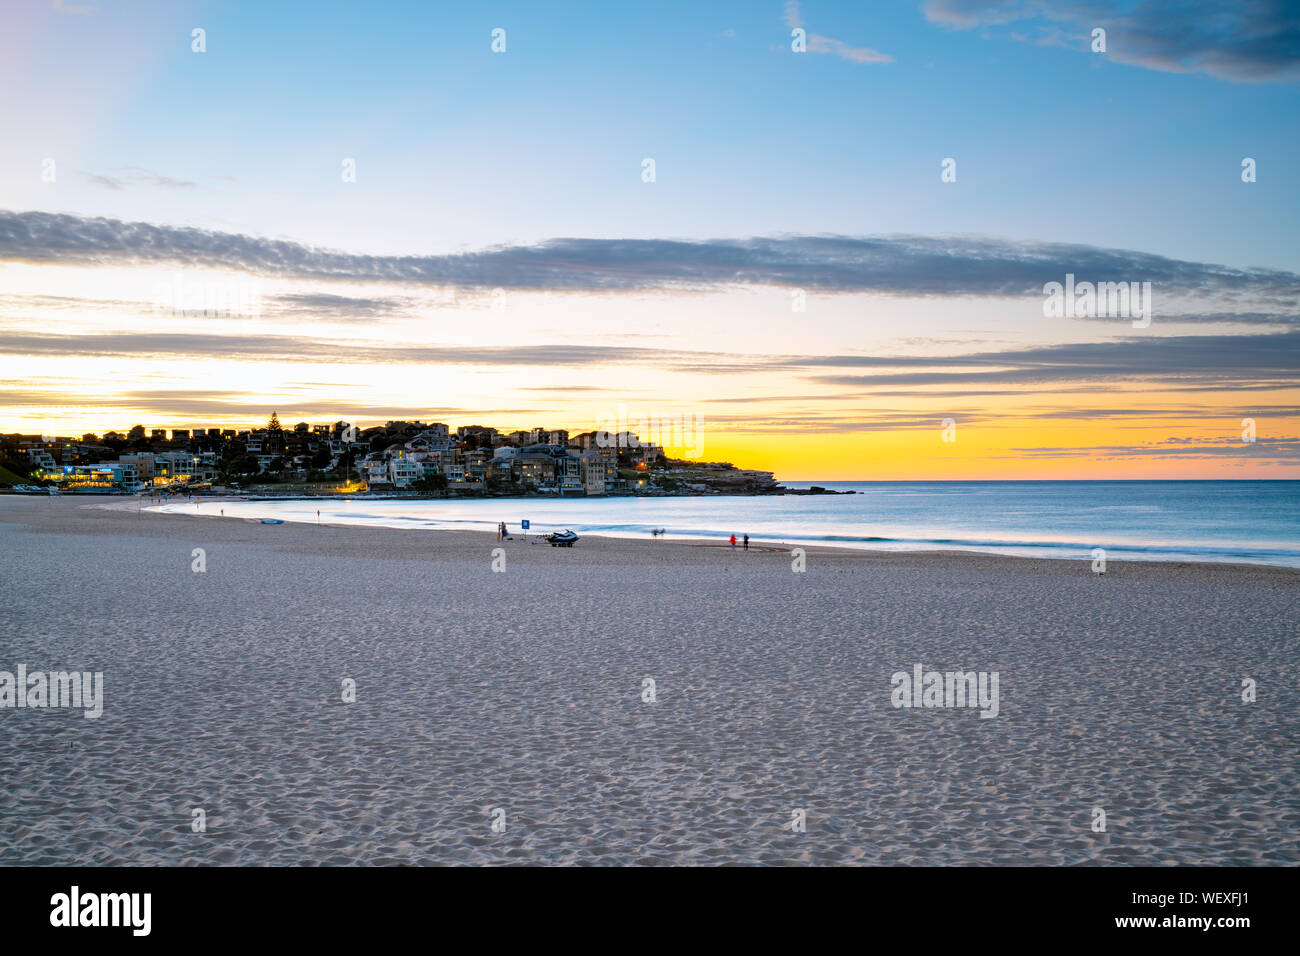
[
  {"left": 29, "top": 449, "right": 57, "bottom": 470},
  {"left": 388, "top": 457, "right": 422, "bottom": 488}
]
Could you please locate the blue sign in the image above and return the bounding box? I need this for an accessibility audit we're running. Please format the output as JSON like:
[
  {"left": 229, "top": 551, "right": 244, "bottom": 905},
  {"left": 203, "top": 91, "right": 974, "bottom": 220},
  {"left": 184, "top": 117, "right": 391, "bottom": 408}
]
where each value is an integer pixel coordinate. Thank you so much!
[{"left": 521, "top": 519, "right": 530, "bottom": 530}]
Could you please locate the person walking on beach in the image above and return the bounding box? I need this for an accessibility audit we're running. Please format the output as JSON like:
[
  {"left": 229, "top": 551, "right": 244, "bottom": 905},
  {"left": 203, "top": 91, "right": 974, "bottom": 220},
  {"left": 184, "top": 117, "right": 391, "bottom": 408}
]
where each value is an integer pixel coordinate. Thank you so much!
[
  {"left": 729, "top": 534, "right": 736, "bottom": 549},
  {"left": 743, "top": 534, "right": 749, "bottom": 551}
]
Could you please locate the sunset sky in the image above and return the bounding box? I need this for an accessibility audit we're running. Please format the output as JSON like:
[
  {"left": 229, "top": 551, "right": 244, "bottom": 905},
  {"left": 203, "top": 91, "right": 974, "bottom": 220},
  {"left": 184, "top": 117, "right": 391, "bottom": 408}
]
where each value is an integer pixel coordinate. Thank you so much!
[{"left": 1, "top": 0, "right": 1297, "bottom": 479}]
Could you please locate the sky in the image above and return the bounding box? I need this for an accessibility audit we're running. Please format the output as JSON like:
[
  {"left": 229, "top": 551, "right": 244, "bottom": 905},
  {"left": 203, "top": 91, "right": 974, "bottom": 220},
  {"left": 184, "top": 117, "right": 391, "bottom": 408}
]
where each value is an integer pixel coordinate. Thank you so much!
[{"left": 0, "top": 0, "right": 1297, "bottom": 479}]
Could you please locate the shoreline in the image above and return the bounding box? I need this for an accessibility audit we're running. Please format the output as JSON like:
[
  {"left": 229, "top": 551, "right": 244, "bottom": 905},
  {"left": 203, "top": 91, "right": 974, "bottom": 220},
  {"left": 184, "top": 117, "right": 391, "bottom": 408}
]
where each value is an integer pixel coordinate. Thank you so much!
[
  {"left": 120, "top": 496, "right": 1300, "bottom": 574},
  {"left": 5, "top": 495, "right": 1297, "bottom": 579}
]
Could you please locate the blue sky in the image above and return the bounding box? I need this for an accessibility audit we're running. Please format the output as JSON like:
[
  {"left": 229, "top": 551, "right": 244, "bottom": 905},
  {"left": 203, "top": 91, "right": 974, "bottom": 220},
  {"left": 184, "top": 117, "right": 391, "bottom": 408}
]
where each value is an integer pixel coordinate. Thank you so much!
[{"left": 4, "top": 0, "right": 1297, "bottom": 265}]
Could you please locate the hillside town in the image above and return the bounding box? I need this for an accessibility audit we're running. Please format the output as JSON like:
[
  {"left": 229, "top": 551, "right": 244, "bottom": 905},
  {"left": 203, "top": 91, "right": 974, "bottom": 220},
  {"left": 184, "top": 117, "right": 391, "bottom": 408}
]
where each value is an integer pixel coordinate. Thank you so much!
[{"left": 0, "top": 415, "right": 788, "bottom": 497}]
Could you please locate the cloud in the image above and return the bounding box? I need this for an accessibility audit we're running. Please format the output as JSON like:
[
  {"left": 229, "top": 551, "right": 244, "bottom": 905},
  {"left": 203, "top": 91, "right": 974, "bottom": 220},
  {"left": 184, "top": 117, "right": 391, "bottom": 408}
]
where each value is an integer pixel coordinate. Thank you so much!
[
  {"left": 810, "top": 331, "right": 1300, "bottom": 388},
  {"left": 1017, "top": 404, "right": 1300, "bottom": 419},
  {"left": 1002, "top": 436, "right": 1300, "bottom": 461},
  {"left": 0, "top": 293, "right": 155, "bottom": 312},
  {"left": 3, "top": 211, "right": 1298, "bottom": 311},
  {"left": 76, "top": 167, "right": 198, "bottom": 190},
  {"left": 923, "top": 0, "right": 1300, "bottom": 83},
  {"left": 519, "top": 386, "right": 616, "bottom": 393},
  {"left": 77, "top": 172, "right": 126, "bottom": 190},
  {"left": 2, "top": 322, "right": 1294, "bottom": 402},
  {"left": 703, "top": 410, "right": 992, "bottom": 432},
  {"left": 0, "top": 385, "right": 546, "bottom": 423},
  {"left": 267, "top": 293, "right": 412, "bottom": 321},
  {"left": 807, "top": 35, "right": 894, "bottom": 63},
  {"left": 0, "top": 331, "right": 739, "bottom": 369},
  {"left": 783, "top": 1, "right": 894, "bottom": 63},
  {"left": 1141, "top": 311, "right": 1300, "bottom": 327}
]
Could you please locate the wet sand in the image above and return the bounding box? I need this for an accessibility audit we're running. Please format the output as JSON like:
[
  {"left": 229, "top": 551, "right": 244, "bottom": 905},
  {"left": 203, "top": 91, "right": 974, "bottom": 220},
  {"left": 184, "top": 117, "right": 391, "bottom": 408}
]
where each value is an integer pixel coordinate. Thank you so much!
[{"left": 1, "top": 495, "right": 1296, "bottom": 865}]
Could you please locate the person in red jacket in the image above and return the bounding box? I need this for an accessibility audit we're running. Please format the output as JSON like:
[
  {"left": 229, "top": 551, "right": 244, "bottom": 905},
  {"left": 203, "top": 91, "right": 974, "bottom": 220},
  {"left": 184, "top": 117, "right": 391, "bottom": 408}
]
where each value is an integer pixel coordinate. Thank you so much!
[{"left": 729, "top": 534, "right": 736, "bottom": 549}]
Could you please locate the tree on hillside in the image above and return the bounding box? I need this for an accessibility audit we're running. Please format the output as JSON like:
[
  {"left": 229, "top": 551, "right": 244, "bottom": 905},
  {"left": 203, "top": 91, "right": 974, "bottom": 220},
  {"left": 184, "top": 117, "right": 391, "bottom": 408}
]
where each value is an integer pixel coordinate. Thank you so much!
[
  {"left": 267, "top": 412, "right": 282, "bottom": 432},
  {"left": 410, "top": 475, "right": 448, "bottom": 494},
  {"left": 224, "top": 455, "right": 260, "bottom": 479}
]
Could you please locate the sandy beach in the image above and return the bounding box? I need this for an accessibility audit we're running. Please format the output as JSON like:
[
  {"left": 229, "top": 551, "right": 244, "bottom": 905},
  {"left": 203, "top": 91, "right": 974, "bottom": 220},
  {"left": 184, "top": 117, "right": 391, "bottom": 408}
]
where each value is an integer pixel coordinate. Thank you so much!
[{"left": 1, "top": 495, "right": 1296, "bottom": 866}]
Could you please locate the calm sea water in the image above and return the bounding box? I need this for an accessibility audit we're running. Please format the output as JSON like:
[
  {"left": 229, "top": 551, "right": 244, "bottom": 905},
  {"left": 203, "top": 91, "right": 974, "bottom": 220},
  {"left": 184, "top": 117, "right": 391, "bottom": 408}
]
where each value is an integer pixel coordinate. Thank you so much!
[{"left": 154, "top": 481, "right": 1300, "bottom": 567}]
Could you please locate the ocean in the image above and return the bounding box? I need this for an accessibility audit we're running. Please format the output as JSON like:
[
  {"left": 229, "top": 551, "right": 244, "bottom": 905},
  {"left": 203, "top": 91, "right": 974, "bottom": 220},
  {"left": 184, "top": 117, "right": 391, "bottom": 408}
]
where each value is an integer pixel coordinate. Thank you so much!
[{"left": 152, "top": 480, "right": 1300, "bottom": 568}]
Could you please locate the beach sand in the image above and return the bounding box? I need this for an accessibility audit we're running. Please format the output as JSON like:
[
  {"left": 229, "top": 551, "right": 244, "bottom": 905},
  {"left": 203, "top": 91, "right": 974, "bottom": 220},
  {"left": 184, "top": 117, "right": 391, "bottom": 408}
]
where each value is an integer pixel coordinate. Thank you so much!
[{"left": 1, "top": 495, "right": 1296, "bottom": 865}]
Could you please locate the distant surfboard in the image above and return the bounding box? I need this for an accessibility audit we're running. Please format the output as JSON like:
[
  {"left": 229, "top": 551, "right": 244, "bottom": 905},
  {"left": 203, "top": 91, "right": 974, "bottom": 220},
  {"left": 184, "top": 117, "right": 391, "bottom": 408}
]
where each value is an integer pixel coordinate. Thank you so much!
[{"left": 260, "top": 519, "right": 284, "bottom": 525}]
